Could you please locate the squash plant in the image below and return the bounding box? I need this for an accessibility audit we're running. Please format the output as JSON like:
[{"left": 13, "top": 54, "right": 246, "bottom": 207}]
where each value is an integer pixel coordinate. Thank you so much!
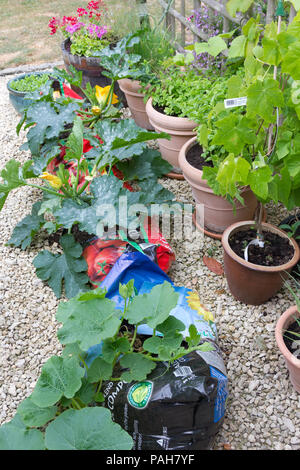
[
  {"left": 183, "top": 3, "right": 300, "bottom": 238},
  {"left": 0, "top": 281, "right": 214, "bottom": 450},
  {"left": 1, "top": 116, "right": 174, "bottom": 299}
]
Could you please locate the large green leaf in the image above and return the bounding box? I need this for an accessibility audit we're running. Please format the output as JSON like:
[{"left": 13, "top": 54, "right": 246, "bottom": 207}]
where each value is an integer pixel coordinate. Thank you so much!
[
  {"left": 282, "top": 41, "right": 300, "bottom": 80},
  {"left": 125, "top": 281, "right": 179, "bottom": 329},
  {"left": 54, "top": 175, "right": 175, "bottom": 237},
  {"left": 0, "top": 421, "right": 45, "bottom": 450},
  {"left": 57, "top": 296, "right": 121, "bottom": 351},
  {"left": 7, "top": 201, "right": 45, "bottom": 250},
  {"left": 89, "top": 119, "right": 170, "bottom": 168},
  {"left": 25, "top": 101, "right": 79, "bottom": 156},
  {"left": 246, "top": 78, "right": 284, "bottom": 123},
  {"left": 33, "top": 234, "right": 90, "bottom": 299},
  {"left": 212, "top": 115, "right": 256, "bottom": 155},
  {"left": 30, "top": 355, "right": 85, "bottom": 407},
  {"left": 120, "top": 353, "right": 156, "bottom": 382},
  {"left": 44, "top": 408, "right": 133, "bottom": 450},
  {"left": 194, "top": 36, "right": 228, "bottom": 57},
  {"left": 226, "top": 0, "right": 254, "bottom": 17},
  {"left": 116, "top": 148, "right": 172, "bottom": 181},
  {"left": 0, "top": 159, "right": 34, "bottom": 211},
  {"left": 16, "top": 397, "right": 57, "bottom": 428}
]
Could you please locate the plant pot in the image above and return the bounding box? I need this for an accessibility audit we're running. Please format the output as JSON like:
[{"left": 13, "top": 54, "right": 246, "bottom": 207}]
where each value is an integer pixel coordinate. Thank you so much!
[
  {"left": 118, "top": 79, "right": 154, "bottom": 131},
  {"left": 179, "top": 137, "right": 259, "bottom": 237},
  {"left": 222, "top": 221, "right": 300, "bottom": 305},
  {"left": 61, "top": 38, "right": 126, "bottom": 104},
  {"left": 145, "top": 98, "right": 197, "bottom": 179},
  {"left": 275, "top": 305, "right": 300, "bottom": 393},
  {"left": 7, "top": 72, "right": 49, "bottom": 115}
]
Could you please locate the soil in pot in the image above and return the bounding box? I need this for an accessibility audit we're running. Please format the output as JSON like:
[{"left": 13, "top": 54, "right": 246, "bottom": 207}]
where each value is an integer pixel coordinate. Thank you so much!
[
  {"left": 153, "top": 103, "right": 183, "bottom": 118},
  {"left": 229, "top": 229, "right": 294, "bottom": 266},
  {"left": 283, "top": 319, "right": 300, "bottom": 360},
  {"left": 186, "top": 142, "right": 214, "bottom": 170}
]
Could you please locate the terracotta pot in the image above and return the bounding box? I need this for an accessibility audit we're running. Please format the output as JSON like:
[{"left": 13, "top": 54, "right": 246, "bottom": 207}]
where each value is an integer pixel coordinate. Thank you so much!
[
  {"left": 222, "top": 221, "right": 300, "bottom": 305},
  {"left": 61, "top": 39, "right": 125, "bottom": 103},
  {"left": 275, "top": 305, "right": 300, "bottom": 393},
  {"left": 145, "top": 98, "right": 197, "bottom": 179},
  {"left": 118, "top": 79, "right": 154, "bottom": 130},
  {"left": 179, "top": 137, "right": 259, "bottom": 235}
]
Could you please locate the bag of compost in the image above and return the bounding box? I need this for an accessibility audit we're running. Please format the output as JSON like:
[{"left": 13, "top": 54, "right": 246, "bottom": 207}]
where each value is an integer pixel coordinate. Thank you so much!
[{"left": 86, "top": 252, "right": 228, "bottom": 450}]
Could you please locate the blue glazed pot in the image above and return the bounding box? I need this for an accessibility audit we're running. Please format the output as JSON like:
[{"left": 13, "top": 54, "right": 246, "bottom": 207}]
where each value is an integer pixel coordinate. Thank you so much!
[{"left": 7, "top": 72, "right": 50, "bottom": 115}]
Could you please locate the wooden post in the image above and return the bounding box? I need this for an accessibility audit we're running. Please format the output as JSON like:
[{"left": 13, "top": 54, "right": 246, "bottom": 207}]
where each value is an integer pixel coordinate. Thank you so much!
[
  {"left": 193, "top": 0, "right": 201, "bottom": 42},
  {"left": 221, "top": 0, "right": 230, "bottom": 33},
  {"left": 266, "top": 0, "right": 276, "bottom": 24},
  {"left": 180, "top": 0, "right": 186, "bottom": 45}
]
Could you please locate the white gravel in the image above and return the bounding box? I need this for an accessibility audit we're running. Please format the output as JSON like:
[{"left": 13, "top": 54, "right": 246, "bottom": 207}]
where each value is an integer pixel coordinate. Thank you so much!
[{"left": 0, "top": 73, "right": 299, "bottom": 451}]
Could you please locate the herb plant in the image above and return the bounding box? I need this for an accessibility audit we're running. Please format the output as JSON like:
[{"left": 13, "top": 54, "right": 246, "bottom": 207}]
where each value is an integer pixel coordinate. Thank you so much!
[
  {"left": 184, "top": 5, "right": 300, "bottom": 242},
  {"left": 0, "top": 281, "right": 214, "bottom": 450},
  {"left": 9, "top": 73, "right": 50, "bottom": 92}
]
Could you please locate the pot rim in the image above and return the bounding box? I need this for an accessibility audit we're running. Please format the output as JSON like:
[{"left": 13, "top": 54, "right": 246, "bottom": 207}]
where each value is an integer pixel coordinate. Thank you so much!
[
  {"left": 222, "top": 221, "right": 300, "bottom": 272},
  {"left": 7, "top": 71, "right": 50, "bottom": 95},
  {"left": 118, "top": 79, "right": 145, "bottom": 98},
  {"left": 275, "top": 305, "right": 300, "bottom": 366},
  {"left": 146, "top": 97, "right": 198, "bottom": 129}
]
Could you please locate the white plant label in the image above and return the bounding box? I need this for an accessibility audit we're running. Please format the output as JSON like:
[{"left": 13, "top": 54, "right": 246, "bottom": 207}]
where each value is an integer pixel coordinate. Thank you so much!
[{"left": 224, "top": 97, "right": 248, "bottom": 109}]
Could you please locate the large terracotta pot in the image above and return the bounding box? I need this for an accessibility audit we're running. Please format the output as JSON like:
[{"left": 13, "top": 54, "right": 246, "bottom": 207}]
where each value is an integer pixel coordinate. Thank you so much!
[
  {"left": 145, "top": 98, "right": 197, "bottom": 179},
  {"left": 118, "top": 79, "right": 154, "bottom": 130},
  {"left": 178, "top": 137, "right": 259, "bottom": 237},
  {"left": 61, "top": 39, "right": 125, "bottom": 103},
  {"left": 275, "top": 305, "right": 300, "bottom": 393},
  {"left": 222, "top": 221, "right": 300, "bottom": 305}
]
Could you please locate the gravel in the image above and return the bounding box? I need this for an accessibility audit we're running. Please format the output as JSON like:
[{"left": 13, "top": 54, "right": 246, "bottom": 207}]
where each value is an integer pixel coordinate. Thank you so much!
[{"left": 0, "top": 73, "right": 299, "bottom": 451}]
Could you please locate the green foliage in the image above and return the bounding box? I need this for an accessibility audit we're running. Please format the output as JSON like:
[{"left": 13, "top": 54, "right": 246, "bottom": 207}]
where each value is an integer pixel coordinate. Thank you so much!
[
  {"left": 0, "top": 281, "right": 214, "bottom": 450},
  {"left": 70, "top": 36, "right": 111, "bottom": 57},
  {"left": 7, "top": 201, "right": 45, "bottom": 250},
  {"left": 196, "top": 14, "right": 300, "bottom": 213},
  {"left": 0, "top": 159, "right": 35, "bottom": 210},
  {"left": 9, "top": 73, "right": 50, "bottom": 92},
  {"left": 33, "top": 234, "right": 90, "bottom": 299}
]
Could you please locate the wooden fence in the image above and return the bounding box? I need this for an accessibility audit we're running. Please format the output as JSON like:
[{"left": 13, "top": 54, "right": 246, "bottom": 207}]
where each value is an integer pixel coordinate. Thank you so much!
[{"left": 138, "top": 0, "right": 297, "bottom": 49}]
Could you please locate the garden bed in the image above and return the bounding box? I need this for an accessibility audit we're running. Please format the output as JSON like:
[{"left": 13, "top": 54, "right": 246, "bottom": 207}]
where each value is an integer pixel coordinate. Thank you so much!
[{"left": 0, "top": 73, "right": 299, "bottom": 451}]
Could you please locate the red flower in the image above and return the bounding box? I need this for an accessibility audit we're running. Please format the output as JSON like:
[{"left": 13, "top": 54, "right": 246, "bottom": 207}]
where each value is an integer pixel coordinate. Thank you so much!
[
  {"left": 77, "top": 7, "right": 88, "bottom": 17},
  {"left": 87, "top": 1, "right": 101, "bottom": 10}
]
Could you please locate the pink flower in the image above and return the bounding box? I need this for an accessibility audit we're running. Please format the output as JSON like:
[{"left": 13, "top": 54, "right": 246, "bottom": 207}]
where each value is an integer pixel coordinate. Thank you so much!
[{"left": 77, "top": 7, "right": 88, "bottom": 17}]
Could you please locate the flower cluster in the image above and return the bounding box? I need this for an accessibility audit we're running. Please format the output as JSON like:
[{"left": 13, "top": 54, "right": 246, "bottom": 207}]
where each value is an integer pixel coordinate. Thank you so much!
[
  {"left": 187, "top": 5, "right": 223, "bottom": 72},
  {"left": 48, "top": 1, "right": 108, "bottom": 40}
]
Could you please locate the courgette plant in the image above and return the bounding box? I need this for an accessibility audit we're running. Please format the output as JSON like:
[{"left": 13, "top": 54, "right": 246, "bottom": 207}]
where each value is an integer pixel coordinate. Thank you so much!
[
  {"left": 1, "top": 114, "right": 174, "bottom": 299},
  {"left": 179, "top": 1, "right": 300, "bottom": 251},
  {"left": 0, "top": 280, "right": 214, "bottom": 450}
]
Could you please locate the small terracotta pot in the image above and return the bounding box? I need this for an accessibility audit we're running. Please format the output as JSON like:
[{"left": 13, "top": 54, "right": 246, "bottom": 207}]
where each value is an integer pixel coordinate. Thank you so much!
[
  {"left": 118, "top": 79, "right": 154, "bottom": 130},
  {"left": 145, "top": 98, "right": 197, "bottom": 179},
  {"left": 222, "top": 221, "right": 300, "bottom": 305},
  {"left": 275, "top": 305, "right": 300, "bottom": 393},
  {"left": 179, "top": 137, "right": 259, "bottom": 235}
]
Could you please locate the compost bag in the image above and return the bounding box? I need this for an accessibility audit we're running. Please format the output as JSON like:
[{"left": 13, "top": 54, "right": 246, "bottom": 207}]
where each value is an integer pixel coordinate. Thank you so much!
[{"left": 86, "top": 252, "right": 228, "bottom": 450}]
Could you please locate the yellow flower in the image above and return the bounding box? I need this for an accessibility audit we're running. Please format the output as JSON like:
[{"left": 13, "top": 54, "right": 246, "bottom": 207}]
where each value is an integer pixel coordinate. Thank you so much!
[
  {"left": 186, "top": 291, "right": 214, "bottom": 323},
  {"left": 95, "top": 85, "right": 118, "bottom": 108},
  {"left": 91, "top": 105, "right": 102, "bottom": 115},
  {"left": 39, "top": 172, "right": 62, "bottom": 190}
]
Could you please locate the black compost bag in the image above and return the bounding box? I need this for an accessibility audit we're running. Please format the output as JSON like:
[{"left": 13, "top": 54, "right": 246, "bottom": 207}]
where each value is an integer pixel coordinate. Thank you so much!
[{"left": 102, "top": 347, "right": 228, "bottom": 451}]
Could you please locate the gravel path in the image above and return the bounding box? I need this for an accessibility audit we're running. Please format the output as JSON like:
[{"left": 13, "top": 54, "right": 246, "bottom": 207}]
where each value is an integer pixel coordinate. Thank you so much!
[{"left": 0, "top": 74, "right": 299, "bottom": 451}]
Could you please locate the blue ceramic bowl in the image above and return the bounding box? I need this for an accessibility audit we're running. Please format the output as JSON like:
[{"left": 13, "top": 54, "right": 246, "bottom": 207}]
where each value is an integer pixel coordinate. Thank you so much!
[{"left": 7, "top": 72, "right": 50, "bottom": 115}]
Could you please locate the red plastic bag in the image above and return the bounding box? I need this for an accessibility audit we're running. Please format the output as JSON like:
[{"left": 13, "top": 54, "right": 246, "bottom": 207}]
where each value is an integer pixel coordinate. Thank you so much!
[{"left": 83, "top": 217, "right": 175, "bottom": 287}]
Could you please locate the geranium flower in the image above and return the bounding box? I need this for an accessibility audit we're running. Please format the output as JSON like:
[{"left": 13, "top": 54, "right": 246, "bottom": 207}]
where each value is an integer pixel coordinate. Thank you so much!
[
  {"left": 95, "top": 85, "right": 118, "bottom": 108},
  {"left": 39, "top": 172, "right": 62, "bottom": 190}
]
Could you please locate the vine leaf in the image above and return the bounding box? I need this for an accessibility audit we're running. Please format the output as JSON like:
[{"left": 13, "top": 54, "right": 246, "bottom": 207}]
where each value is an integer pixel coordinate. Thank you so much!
[
  {"left": 44, "top": 408, "right": 133, "bottom": 450},
  {"left": 120, "top": 353, "right": 156, "bottom": 383},
  {"left": 56, "top": 296, "right": 121, "bottom": 351},
  {"left": 30, "top": 356, "right": 85, "bottom": 408},
  {"left": 16, "top": 397, "right": 57, "bottom": 428},
  {"left": 125, "top": 281, "right": 179, "bottom": 329},
  {"left": 0, "top": 159, "right": 34, "bottom": 211},
  {"left": 7, "top": 201, "right": 45, "bottom": 250},
  {"left": 33, "top": 234, "right": 90, "bottom": 299},
  {"left": 0, "top": 421, "right": 45, "bottom": 450}
]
